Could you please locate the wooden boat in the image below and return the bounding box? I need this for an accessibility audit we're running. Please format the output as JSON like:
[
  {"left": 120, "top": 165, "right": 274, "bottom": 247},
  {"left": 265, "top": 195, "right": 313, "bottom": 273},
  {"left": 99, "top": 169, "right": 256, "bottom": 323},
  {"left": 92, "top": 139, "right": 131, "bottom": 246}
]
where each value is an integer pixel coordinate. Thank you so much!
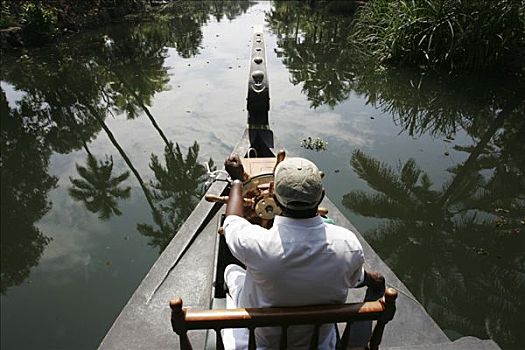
[{"left": 98, "top": 29, "right": 500, "bottom": 350}]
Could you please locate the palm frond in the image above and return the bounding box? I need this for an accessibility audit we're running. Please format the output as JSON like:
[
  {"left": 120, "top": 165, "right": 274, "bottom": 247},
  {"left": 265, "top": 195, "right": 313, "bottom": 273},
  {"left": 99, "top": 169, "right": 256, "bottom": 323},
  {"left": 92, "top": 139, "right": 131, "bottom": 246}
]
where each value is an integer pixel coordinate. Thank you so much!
[{"left": 351, "top": 149, "right": 414, "bottom": 204}]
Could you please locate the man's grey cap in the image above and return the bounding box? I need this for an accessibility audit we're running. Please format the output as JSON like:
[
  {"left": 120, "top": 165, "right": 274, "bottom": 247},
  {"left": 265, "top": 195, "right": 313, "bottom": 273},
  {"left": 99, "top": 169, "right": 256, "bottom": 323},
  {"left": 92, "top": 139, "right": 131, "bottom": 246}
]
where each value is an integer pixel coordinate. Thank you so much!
[{"left": 274, "top": 157, "right": 323, "bottom": 210}]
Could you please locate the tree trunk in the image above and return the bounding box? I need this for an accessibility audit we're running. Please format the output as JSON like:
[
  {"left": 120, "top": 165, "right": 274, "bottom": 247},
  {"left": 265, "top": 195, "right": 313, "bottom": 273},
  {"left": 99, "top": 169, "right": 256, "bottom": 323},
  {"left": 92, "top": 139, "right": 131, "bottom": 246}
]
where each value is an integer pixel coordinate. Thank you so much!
[
  {"left": 111, "top": 69, "right": 173, "bottom": 150},
  {"left": 83, "top": 141, "right": 93, "bottom": 157},
  {"left": 437, "top": 100, "right": 517, "bottom": 208},
  {"left": 87, "top": 104, "right": 160, "bottom": 219}
]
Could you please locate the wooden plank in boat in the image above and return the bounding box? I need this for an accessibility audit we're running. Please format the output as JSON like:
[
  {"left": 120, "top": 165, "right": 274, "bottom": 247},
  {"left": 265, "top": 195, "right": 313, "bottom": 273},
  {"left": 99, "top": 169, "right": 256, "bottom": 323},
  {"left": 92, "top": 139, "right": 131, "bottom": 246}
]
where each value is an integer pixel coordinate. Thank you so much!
[{"left": 241, "top": 157, "right": 275, "bottom": 177}]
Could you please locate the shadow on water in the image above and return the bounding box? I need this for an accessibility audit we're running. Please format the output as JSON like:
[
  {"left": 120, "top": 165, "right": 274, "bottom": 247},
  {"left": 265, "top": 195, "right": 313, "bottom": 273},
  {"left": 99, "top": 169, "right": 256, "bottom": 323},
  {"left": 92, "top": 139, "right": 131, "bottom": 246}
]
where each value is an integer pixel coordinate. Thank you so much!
[
  {"left": 266, "top": 2, "right": 525, "bottom": 349},
  {"left": 0, "top": 1, "right": 253, "bottom": 296}
]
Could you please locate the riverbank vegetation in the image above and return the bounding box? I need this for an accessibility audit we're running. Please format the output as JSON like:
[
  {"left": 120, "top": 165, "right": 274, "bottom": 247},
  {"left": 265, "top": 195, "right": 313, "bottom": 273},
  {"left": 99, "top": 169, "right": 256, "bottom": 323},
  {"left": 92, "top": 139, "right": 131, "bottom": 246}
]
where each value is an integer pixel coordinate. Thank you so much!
[
  {"left": 1, "top": 0, "right": 150, "bottom": 46},
  {"left": 351, "top": 0, "right": 525, "bottom": 75},
  {"left": 0, "top": 0, "right": 255, "bottom": 49}
]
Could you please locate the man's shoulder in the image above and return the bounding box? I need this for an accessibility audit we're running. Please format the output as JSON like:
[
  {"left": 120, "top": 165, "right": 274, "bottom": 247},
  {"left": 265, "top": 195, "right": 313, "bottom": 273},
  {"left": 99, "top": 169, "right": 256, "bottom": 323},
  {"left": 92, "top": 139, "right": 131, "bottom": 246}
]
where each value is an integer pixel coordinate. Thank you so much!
[
  {"left": 224, "top": 214, "right": 248, "bottom": 225},
  {"left": 224, "top": 215, "right": 271, "bottom": 245},
  {"left": 324, "top": 223, "right": 363, "bottom": 250},
  {"left": 324, "top": 222, "right": 357, "bottom": 235},
  {"left": 224, "top": 215, "right": 267, "bottom": 233}
]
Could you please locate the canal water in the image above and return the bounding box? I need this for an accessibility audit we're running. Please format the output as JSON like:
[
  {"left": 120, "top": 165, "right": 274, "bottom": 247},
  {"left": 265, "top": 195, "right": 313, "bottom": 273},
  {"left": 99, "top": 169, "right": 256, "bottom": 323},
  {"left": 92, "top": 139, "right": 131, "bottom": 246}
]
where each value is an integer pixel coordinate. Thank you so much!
[{"left": 1, "top": 1, "right": 523, "bottom": 349}]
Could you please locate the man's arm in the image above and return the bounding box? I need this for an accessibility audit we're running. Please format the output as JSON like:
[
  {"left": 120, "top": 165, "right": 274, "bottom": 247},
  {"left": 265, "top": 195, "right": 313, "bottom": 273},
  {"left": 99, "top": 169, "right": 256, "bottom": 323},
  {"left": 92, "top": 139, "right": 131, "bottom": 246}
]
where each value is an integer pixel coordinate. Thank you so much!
[
  {"left": 226, "top": 180, "right": 244, "bottom": 217},
  {"left": 224, "top": 154, "right": 247, "bottom": 217}
]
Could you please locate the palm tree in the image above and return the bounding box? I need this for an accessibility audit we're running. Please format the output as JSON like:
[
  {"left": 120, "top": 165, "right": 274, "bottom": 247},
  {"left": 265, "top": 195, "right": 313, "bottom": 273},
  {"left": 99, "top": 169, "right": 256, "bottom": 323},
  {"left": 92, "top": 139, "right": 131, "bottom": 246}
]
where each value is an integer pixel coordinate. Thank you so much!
[{"left": 69, "top": 154, "right": 131, "bottom": 220}]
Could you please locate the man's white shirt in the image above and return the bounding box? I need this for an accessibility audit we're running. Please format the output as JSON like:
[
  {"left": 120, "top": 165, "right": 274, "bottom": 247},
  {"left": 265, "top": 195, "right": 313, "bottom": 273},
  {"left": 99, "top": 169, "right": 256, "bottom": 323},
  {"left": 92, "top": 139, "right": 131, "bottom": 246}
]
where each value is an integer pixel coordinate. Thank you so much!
[{"left": 222, "top": 214, "right": 365, "bottom": 349}]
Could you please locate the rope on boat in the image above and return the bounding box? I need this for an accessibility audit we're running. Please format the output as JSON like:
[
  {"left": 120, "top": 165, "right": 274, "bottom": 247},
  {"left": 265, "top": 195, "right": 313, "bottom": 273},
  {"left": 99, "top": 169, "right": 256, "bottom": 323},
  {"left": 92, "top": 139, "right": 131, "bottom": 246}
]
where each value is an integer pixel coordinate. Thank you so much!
[
  {"left": 385, "top": 282, "right": 420, "bottom": 304},
  {"left": 205, "top": 163, "right": 231, "bottom": 187}
]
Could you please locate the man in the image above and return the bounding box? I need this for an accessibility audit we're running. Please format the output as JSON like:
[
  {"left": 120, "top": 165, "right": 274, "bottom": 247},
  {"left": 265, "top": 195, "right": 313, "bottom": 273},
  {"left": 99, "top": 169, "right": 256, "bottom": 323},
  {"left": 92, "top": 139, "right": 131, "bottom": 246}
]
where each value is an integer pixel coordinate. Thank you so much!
[{"left": 222, "top": 155, "right": 384, "bottom": 349}]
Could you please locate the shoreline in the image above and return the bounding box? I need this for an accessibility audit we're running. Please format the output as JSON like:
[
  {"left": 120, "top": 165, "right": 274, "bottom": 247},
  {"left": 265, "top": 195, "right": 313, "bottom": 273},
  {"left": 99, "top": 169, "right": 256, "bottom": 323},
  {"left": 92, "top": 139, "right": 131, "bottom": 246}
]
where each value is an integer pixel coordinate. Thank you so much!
[{"left": 1, "top": 0, "right": 182, "bottom": 50}]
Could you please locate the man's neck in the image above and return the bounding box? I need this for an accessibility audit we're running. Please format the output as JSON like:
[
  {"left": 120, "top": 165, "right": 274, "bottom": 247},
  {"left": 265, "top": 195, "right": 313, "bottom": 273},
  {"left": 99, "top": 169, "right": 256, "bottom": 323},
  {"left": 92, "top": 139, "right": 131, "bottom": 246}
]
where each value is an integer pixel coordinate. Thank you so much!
[{"left": 281, "top": 210, "right": 318, "bottom": 219}]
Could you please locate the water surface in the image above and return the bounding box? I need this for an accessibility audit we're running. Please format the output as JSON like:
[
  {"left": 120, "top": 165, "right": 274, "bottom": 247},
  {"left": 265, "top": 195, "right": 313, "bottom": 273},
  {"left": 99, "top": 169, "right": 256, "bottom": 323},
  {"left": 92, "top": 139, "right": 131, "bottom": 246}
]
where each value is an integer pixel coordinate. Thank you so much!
[{"left": 1, "top": 1, "right": 523, "bottom": 349}]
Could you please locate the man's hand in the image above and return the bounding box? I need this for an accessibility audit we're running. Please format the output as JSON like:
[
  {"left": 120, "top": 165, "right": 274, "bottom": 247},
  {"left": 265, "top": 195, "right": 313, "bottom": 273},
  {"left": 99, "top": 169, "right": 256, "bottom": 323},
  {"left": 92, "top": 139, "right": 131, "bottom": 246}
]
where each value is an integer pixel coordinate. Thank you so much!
[
  {"left": 225, "top": 154, "right": 246, "bottom": 181},
  {"left": 364, "top": 271, "right": 385, "bottom": 294}
]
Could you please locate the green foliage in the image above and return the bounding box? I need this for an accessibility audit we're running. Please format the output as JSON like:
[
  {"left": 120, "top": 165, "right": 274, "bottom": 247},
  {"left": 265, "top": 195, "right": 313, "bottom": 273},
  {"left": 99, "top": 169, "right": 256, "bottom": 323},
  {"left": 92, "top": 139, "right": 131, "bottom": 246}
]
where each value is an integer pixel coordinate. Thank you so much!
[
  {"left": 0, "top": 3, "right": 17, "bottom": 28},
  {"left": 19, "top": 2, "right": 58, "bottom": 44},
  {"left": 268, "top": 0, "right": 524, "bottom": 112},
  {"left": 300, "top": 136, "right": 327, "bottom": 151},
  {"left": 351, "top": 0, "right": 525, "bottom": 73}
]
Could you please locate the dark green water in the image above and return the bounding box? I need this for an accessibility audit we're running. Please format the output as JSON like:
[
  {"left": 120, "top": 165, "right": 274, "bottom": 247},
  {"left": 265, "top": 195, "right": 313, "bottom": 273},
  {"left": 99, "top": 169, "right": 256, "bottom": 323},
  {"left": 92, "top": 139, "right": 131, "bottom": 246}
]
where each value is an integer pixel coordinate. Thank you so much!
[{"left": 1, "top": 1, "right": 524, "bottom": 349}]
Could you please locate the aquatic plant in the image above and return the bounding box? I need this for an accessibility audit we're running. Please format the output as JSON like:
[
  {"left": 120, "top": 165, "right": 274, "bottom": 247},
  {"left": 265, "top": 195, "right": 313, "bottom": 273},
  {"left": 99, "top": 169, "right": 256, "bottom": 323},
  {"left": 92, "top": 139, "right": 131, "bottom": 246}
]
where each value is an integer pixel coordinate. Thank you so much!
[
  {"left": 351, "top": 0, "right": 525, "bottom": 74},
  {"left": 300, "top": 136, "right": 328, "bottom": 151}
]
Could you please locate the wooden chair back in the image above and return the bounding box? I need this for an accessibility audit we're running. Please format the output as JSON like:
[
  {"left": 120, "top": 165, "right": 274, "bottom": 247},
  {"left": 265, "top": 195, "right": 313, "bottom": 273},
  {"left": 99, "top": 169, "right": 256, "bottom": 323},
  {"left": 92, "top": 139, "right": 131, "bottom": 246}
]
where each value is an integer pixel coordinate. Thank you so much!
[{"left": 170, "top": 288, "right": 397, "bottom": 350}]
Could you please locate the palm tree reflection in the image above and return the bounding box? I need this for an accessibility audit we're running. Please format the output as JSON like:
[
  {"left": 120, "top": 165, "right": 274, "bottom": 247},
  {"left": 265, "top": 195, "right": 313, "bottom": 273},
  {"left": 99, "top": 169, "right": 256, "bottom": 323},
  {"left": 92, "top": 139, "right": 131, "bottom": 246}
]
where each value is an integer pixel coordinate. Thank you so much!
[
  {"left": 0, "top": 0, "right": 255, "bottom": 294},
  {"left": 69, "top": 154, "right": 131, "bottom": 220},
  {"left": 137, "top": 141, "right": 214, "bottom": 252},
  {"left": 343, "top": 147, "right": 525, "bottom": 346}
]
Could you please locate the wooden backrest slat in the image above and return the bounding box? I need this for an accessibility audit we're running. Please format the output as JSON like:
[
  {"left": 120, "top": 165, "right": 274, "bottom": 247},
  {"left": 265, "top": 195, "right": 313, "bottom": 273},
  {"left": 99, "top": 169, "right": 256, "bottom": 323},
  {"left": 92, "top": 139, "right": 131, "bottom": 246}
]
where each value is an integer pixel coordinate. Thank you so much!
[
  {"left": 170, "top": 288, "right": 398, "bottom": 349},
  {"left": 279, "top": 325, "right": 288, "bottom": 350},
  {"left": 215, "top": 328, "right": 224, "bottom": 350},
  {"left": 337, "top": 322, "right": 352, "bottom": 350},
  {"left": 309, "top": 324, "right": 320, "bottom": 350},
  {"left": 248, "top": 327, "right": 256, "bottom": 350},
  {"left": 182, "top": 301, "right": 385, "bottom": 330}
]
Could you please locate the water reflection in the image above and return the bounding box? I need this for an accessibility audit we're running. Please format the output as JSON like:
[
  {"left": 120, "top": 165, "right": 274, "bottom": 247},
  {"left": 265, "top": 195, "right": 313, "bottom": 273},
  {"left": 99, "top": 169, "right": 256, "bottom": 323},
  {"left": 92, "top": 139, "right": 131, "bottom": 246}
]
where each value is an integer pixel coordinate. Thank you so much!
[
  {"left": 137, "top": 141, "right": 214, "bottom": 252},
  {"left": 268, "top": 2, "right": 524, "bottom": 348},
  {"left": 69, "top": 154, "right": 131, "bottom": 220},
  {"left": 0, "top": 91, "right": 57, "bottom": 293},
  {"left": 0, "top": 1, "right": 253, "bottom": 296},
  {"left": 346, "top": 71, "right": 525, "bottom": 350},
  {"left": 266, "top": 1, "right": 357, "bottom": 108},
  {"left": 167, "top": 0, "right": 254, "bottom": 57},
  {"left": 344, "top": 145, "right": 524, "bottom": 347}
]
